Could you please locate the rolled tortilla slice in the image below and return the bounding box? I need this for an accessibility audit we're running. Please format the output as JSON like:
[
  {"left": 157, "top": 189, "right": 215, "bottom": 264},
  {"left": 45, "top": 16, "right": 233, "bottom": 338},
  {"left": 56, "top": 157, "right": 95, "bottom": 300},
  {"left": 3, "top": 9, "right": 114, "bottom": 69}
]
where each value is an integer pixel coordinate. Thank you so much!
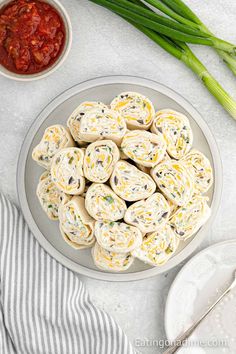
[
  {"left": 132, "top": 224, "right": 179, "bottom": 267},
  {"left": 58, "top": 196, "right": 95, "bottom": 247},
  {"left": 85, "top": 183, "right": 127, "bottom": 221},
  {"left": 36, "top": 171, "right": 70, "bottom": 220},
  {"left": 169, "top": 195, "right": 211, "bottom": 240},
  {"left": 67, "top": 101, "right": 107, "bottom": 145},
  {"left": 79, "top": 107, "right": 126, "bottom": 145},
  {"left": 95, "top": 221, "right": 142, "bottom": 253},
  {"left": 124, "top": 193, "right": 170, "bottom": 233},
  {"left": 110, "top": 92, "right": 155, "bottom": 130},
  {"left": 84, "top": 140, "right": 120, "bottom": 183},
  {"left": 151, "top": 160, "right": 194, "bottom": 206},
  {"left": 92, "top": 243, "right": 134, "bottom": 272},
  {"left": 181, "top": 149, "right": 213, "bottom": 194},
  {"left": 121, "top": 130, "right": 166, "bottom": 168},
  {"left": 110, "top": 160, "right": 156, "bottom": 202},
  {"left": 151, "top": 109, "right": 193, "bottom": 159},
  {"left": 32, "top": 125, "right": 75, "bottom": 169},
  {"left": 51, "top": 147, "right": 85, "bottom": 195},
  {"left": 59, "top": 224, "right": 94, "bottom": 250}
]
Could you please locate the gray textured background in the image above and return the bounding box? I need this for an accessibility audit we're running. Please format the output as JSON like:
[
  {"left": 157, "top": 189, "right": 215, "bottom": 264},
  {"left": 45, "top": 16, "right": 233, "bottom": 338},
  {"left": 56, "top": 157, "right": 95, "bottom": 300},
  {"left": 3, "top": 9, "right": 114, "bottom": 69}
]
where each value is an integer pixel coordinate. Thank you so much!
[{"left": 0, "top": 1, "right": 236, "bottom": 353}]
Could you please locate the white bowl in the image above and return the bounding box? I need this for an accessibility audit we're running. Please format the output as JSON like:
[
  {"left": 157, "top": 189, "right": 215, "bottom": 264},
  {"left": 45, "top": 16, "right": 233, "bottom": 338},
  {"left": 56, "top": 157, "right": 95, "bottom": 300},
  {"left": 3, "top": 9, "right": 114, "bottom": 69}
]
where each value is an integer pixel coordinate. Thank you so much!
[
  {"left": 0, "top": 0, "right": 72, "bottom": 81},
  {"left": 17, "top": 75, "right": 222, "bottom": 281}
]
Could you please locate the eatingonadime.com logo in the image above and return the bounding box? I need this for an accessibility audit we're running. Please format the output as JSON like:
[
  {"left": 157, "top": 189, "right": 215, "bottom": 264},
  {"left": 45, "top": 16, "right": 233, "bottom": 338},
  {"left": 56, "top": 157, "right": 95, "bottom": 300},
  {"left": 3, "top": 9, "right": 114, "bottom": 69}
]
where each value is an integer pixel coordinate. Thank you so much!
[{"left": 134, "top": 338, "right": 229, "bottom": 349}]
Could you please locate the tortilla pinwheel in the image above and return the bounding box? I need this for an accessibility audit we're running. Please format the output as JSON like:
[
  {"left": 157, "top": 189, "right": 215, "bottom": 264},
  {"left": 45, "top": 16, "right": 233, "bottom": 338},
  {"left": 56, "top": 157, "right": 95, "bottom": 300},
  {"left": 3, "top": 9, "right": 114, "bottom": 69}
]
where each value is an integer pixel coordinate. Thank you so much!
[
  {"left": 67, "top": 101, "right": 107, "bottom": 145},
  {"left": 92, "top": 242, "right": 134, "bottom": 272},
  {"left": 169, "top": 195, "right": 211, "bottom": 240},
  {"left": 84, "top": 140, "right": 120, "bottom": 183},
  {"left": 95, "top": 220, "right": 142, "bottom": 253},
  {"left": 58, "top": 196, "right": 95, "bottom": 249},
  {"left": 121, "top": 130, "right": 166, "bottom": 168},
  {"left": 151, "top": 160, "right": 194, "bottom": 206},
  {"left": 181, "top": 149, "right": 213, "bottom": 194},
  {"left": 51, "top": 147, "right": 85, "bottom": 195},
  {"left": 110, "top": 160, "right": 156, "bottom": 202},
  {"left": 111, "top": 91, "right": 155, "bottom": 130},
  {"left": 124, "top": 192, "right": 170, "bottom": 233},
  {"left": 132, "top": 224, "right": 179, "bottom": 266},
  {"left": 36, "top": 171, "right": 70, "bottom": 220},
  {"left": 79, "top": 107, "right": 126, "bottom": 145},
  {"left": 85, "top": 183, "right": 127, "bottom": 221},
  {"left": 151, "top": 109, "right": 193, "bottom": 159},
  {"left": 32, "top": 125, "right": 75, "bottom": 169}
]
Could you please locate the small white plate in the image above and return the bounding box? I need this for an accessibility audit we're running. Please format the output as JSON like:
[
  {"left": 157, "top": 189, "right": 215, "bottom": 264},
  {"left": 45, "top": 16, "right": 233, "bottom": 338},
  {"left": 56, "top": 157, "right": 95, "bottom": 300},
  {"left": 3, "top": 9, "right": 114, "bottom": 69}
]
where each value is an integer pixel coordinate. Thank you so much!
[
  {"left": 17, "top": 75, "right": 222, "bottom": 281},
  {"left": 165, "top": 240, "right": 236, "bottom": 353}
]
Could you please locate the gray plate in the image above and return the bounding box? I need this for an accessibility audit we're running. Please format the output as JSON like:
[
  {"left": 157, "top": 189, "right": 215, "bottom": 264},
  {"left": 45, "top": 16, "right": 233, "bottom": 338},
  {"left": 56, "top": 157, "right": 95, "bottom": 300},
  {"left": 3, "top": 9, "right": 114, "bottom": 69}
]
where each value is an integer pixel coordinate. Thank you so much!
[{"left": 17, "top": 75, "right": 222, "bottom": 281}]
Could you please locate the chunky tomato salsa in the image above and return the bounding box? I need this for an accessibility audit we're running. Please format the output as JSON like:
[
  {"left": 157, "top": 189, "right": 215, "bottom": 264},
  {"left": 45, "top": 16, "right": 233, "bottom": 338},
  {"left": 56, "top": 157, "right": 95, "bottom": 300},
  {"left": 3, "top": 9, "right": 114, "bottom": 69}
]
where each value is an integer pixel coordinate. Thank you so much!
[{"left": 0, "top": 0, "right": 66, "bottom": 74}]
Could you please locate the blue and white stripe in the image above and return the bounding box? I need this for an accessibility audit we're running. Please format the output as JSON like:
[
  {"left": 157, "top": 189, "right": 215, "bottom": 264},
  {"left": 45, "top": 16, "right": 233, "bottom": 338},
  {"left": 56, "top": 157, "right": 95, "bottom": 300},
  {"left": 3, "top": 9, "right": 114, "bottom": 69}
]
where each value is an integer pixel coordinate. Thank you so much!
[{"left": 0, "top": 193, "right": 135, "bottom": 354}]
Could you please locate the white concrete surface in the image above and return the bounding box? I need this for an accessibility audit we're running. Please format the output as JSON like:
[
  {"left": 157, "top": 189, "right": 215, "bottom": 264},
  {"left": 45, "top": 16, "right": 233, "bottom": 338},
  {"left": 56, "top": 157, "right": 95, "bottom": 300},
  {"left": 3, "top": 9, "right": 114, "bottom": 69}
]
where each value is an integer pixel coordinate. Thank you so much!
[{"left": 0, "top": 1, "right": 236, "bottom": 353}]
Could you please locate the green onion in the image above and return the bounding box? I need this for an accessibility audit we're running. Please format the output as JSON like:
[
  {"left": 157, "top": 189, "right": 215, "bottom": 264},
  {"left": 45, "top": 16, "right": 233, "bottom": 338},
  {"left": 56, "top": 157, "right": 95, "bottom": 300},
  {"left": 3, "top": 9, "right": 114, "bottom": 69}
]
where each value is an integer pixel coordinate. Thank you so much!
[
  {"left": 216, "top": 50, "right": 236, "bottom": 76},
  {"left": 171, "top": 0, "right": 236, "bottom": 75},
  {"left": 132, "top": 0, "right": 201, "bottom": 29},
  {"left": 148, "top": 0, "right": 236, "bottom": 75},
  {"left": 160, "top": 0, "right": 201, "bottom": 24},
  {"left": 131, "top": 22, "right": 236, "bottom": 119},
  {"left": 130, "top": 0, "right": 236, "bottom": 57},
  {"left": 90, "top": 0, "right": 210, "bottom": 44},
  {"left": 89, "top": 0, "right": 236, "bottom": 119},
  {"left": 109, "top": 0, "right": 209, "bottom": 37},
  {"left": 179, "top": 43, "right": 236, "bottom": 119},
  {"left": 93, "top": 0, "right": 236, "bottom": 53}
]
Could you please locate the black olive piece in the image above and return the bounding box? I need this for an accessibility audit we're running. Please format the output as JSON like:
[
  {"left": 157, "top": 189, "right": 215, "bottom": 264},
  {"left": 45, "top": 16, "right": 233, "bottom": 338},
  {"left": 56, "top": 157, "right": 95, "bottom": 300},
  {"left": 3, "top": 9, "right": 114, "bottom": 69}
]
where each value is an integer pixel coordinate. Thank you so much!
[{"left": 68, "top": 176, "right": 74, "bottom": 184}]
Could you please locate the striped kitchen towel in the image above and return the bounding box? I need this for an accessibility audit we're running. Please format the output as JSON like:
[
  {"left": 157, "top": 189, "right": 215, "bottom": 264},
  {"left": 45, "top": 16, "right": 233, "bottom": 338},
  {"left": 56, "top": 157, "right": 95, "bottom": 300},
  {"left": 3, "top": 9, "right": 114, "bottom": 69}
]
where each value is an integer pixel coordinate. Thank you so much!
[{"left": 0, "top": 193, "right": 135, "bottom": 354}]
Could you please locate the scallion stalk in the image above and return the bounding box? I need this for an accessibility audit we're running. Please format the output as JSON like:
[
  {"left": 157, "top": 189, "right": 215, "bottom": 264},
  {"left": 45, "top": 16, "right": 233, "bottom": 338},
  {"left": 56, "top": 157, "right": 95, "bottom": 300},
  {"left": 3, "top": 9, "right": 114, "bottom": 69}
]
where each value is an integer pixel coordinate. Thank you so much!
[
  {"left": 108, "top": 0, "right": 209, "bottom": 37},
  {"left": 160, "top": 0, "right": 201, "bottom": 24},
  {"left": 90, "top": 0, "right": 236, "bottom": 53},
  {"left": 89, "top": 0, "right": 236, "bottom": 119},
  {"left": 140, "top": 0, "right": 202, "bottom": 28},
  {"left": 152, "top": 0, "right": 236, "bottom": 76},
  {"left": 132, "top": 23, "right": 236, "bottom": 118},
  {"left": 179, "top": 44, "right": 236, "bottom": 119}
]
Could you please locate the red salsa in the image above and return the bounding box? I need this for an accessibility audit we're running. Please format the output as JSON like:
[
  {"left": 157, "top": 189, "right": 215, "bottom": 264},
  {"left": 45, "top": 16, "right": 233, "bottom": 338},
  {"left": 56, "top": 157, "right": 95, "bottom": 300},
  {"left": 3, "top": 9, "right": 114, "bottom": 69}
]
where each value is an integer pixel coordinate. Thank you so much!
[{"left": 0, "top": 0, "right": 66, "bottom": 74}]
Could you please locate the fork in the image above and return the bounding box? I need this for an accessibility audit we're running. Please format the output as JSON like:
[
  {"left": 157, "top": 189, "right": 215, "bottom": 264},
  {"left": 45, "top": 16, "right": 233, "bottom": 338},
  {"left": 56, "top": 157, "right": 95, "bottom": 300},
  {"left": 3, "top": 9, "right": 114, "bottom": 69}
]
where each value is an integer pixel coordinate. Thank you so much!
[{"left": 163, "top": 269, "right": 236, "bottom": 354}]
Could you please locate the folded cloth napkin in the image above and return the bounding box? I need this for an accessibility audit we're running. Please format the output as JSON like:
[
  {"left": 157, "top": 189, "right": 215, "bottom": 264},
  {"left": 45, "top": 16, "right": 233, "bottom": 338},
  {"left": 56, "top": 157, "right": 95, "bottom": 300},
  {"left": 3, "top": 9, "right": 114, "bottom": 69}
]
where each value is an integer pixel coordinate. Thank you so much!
[{"left": 0, "top": 193, "right": 135, "bottom": 354}]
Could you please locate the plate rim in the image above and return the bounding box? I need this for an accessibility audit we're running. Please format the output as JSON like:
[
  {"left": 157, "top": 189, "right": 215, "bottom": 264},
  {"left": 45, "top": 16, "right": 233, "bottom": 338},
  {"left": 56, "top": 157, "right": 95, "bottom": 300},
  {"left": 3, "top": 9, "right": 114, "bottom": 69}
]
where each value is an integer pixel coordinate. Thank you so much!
[
  {"left": 17, "top": 74, "right": 223, "bottom": 282},
  {"left": 164, "top": 239, "right": 236, "bottom": 340}
]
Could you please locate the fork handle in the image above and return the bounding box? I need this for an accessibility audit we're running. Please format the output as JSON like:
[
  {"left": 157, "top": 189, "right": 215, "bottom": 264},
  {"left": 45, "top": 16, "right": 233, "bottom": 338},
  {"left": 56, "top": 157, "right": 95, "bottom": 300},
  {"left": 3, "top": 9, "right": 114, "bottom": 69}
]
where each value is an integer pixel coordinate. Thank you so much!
[{"left": 163, "top": 283, "right": 235, "bottom": 354}]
